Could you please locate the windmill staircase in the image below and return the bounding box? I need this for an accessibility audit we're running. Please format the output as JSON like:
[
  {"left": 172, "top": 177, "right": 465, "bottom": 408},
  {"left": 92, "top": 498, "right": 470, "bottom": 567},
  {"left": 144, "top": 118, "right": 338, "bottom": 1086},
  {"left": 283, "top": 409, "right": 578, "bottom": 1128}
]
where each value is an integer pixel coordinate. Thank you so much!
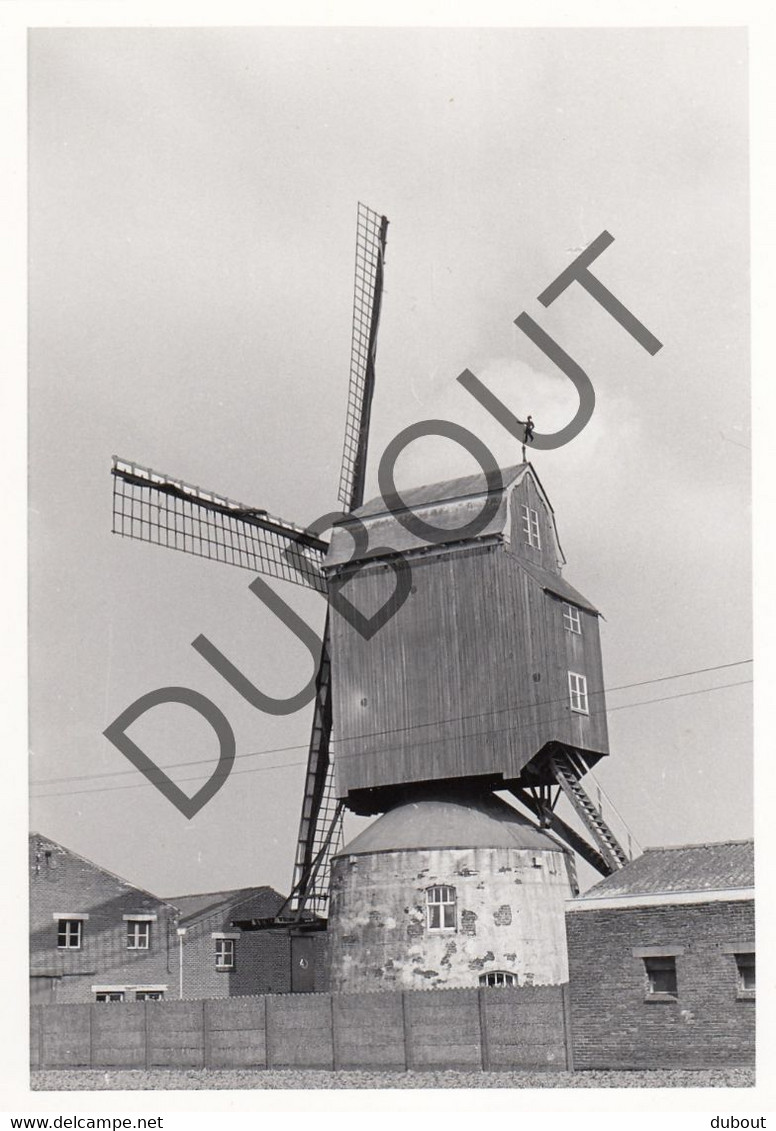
[
  {"left": 548, "top": 749, "right": 629, "bottom": 872},
  {"left": 510, "top": 744, "right": 632, "bottom": 880}
]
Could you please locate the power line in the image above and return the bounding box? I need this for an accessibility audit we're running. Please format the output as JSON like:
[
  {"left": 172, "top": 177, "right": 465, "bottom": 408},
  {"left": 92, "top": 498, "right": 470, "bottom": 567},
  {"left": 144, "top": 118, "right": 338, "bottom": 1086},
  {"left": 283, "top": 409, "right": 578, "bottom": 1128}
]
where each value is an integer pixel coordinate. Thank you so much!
[
  {"left": 31, "top": 677, "right": 752, "bottom": 800},
  {"left": 31, "top": 657, "right": 752, "bottom": 787}
]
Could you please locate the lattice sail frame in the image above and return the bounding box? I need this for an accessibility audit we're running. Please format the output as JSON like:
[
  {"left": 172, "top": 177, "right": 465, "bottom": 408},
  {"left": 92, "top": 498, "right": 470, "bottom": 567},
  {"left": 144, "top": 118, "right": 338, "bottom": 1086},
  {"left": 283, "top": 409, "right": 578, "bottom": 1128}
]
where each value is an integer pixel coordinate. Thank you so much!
[
  {"left": 111, "top": 457, "right": 327, "bottom": 592},
  {"left": 337, "top": 203, "right": 389, "bottom": 512},
  {"left": 110, "top": 204, "right": 389, "bottom": 926}
]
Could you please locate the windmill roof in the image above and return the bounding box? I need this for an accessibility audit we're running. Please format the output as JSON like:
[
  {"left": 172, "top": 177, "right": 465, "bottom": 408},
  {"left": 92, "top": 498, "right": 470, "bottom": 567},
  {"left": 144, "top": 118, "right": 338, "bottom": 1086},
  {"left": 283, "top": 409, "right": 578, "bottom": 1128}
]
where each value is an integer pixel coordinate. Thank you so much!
[
  {"left": 326, "top": 463, "right": 568, "bottom": 567},
  {"left": 354, "top": 464, "right": 529, "bottom": 518},
  {"left": 164, "top": 886, "right": 285, "bottom": 924},
  {"left": 335, "top": 793, "right": 567, "bottom": 856},
  {"left": 576, "top": 840, "right": 754, "bottom": 902}
]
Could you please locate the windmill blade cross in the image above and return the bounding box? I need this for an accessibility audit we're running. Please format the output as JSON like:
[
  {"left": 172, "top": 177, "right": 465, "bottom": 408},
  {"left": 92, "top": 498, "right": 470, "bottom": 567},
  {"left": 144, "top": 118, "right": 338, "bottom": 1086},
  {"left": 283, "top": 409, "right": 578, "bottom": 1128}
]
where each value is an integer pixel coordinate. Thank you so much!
[
  {"left": 111, "top": 456, "right": 328, "bottom": 592},
  {"left": 338, "top": 203, "right": 389, "bottom": 513},
  {"left": 289, "top": 203, "right": 389, "bottom": 921}
]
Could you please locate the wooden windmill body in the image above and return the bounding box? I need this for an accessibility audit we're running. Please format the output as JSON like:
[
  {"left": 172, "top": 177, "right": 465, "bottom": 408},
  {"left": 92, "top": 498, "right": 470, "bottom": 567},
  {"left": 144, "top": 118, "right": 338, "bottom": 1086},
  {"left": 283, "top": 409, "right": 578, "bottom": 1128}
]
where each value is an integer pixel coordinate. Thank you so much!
[{"left": 109, "top": 206, "right": 629, "bottom": 968}]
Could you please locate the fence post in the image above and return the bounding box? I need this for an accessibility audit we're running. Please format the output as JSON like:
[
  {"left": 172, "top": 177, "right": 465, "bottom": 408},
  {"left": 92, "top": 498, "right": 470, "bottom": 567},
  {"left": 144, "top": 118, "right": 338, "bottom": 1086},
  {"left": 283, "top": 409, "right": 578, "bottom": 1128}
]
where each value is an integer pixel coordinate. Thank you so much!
[
  {"left": 144, "top": 1001, "right": 151, "bottom": 1071},
  {"left": 202, "top": 999, "right": 210, "bottom": 1070},
  {"left": 88, "top": 1004, "right": 94, "bottom": 1068},
  {"left": 38, "top": 1006, "right": 45, "bottom": 1070},
  {"left": 478, "top": 987, "right": 491, "bottom": 1072},
  {"left": 401, "top": 992, "right": 411, "bottom": 1072},
  {"left": 330, "top": 994, "right": 338, "bottom": 1072},
  {"left": 561, "top": 982, "right": 574, "bottom": 1072},
  {"left": 265, "top": 994, "right": 274, "bottom": 1069}
]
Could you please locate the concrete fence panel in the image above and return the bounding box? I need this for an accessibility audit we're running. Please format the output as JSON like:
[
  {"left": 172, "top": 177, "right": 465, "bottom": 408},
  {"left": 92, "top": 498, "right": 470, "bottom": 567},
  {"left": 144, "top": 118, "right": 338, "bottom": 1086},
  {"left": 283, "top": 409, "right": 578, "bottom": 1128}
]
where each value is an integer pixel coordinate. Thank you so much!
[
  {"left": 38, "top": 1004, "right": 91, "bottom": 1068},
  {"left": 332, "top": 991, "right": 405, "bottom": 1071},
  {"left": 480, "top": 985, "right": 567, "bottom": 1071},
  {"left": 91, "top": 1002, "right": 146, "bottom": 1069},
  {"left": 404, "top": 988, "right": 483, "bottom": 1070},
  {"left": 266, "top": 994, "right": 334, "bottom": 1069},
  {"left": 147, "top": 1000, "right": 205, "bottom": 1069},
  {"left": 32, "top": 984, "right": 573, "bottom": 1073},
  {"left": 206, "top": 997, "right": 267, "bottom": 1069}
]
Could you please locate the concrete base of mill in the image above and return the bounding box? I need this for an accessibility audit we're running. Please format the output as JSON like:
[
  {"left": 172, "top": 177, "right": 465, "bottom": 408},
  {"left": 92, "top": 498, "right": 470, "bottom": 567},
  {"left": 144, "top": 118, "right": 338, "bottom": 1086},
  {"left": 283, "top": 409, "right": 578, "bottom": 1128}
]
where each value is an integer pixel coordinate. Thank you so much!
[{"left": 327, "top": 793, "right": 574, "bottom": 993}]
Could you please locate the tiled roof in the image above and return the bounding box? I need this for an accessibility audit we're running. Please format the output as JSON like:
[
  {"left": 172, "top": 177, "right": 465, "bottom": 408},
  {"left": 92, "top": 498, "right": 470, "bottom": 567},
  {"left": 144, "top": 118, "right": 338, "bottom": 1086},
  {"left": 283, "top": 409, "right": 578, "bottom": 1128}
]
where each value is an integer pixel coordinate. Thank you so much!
[
  {"left": 578, "top": 840, "right": 754, "bottom": 901},
  {"left": 166, "top": 886, "right": 285, "bottom": 924}
]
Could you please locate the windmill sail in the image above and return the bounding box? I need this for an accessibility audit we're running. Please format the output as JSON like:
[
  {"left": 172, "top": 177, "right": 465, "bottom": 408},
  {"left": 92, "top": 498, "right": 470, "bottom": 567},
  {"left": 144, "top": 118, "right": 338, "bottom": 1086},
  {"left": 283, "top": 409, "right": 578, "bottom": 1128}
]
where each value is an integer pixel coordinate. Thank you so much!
[
  {"left": 109, "top": 204, "right": 390, "bottom": 931},
  {"left": 111, "top": 456, "right": 327, "bottom": 592},
  {"left": 337, "top": 203, "right": 389, "bottom": 513},
  {"left": 288, "top": 204, "right": 389, "bottom": 921}
]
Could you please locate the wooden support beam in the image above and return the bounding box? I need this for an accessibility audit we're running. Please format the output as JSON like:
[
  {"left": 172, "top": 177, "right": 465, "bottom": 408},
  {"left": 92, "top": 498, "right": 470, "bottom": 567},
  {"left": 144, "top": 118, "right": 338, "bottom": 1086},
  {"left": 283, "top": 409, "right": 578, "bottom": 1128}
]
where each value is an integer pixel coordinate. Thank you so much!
[{"left": 508, "top": 787, "right": 613, "bottom": 876}]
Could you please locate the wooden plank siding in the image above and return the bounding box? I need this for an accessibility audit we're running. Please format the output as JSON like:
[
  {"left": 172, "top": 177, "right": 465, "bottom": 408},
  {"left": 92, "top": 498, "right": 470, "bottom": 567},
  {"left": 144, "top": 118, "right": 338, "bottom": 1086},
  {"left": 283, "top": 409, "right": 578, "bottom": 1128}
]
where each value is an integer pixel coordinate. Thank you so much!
[
  {"left": 329, "top": 538, "right": 609, "bottom": 807},
  {"left": 506, "top": 470, "right": 565, "bottom": 574}
]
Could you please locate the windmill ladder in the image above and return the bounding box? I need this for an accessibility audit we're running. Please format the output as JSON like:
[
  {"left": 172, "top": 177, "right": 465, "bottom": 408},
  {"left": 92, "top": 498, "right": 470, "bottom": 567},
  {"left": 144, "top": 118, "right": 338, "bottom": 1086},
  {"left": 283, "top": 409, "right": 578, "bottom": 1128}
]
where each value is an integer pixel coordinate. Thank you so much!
[{"left": 549, "top": 749, "right": 629, "bottom": 872}]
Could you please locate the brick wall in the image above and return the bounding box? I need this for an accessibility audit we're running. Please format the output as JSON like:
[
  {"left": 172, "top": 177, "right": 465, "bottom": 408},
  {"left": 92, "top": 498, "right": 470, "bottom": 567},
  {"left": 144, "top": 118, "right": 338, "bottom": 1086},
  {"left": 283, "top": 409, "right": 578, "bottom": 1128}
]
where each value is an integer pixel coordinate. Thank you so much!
[
  {"left": 30, "top": 834, "right": 177, "bottom": 1003},
  {"left": 30, "top": 837, "right": 300, "bottom": 1002},
  {"left": 180, "top": 921, "right": 293, "bottom": 1000},
  {"left": 566, "top": 899, "right": 755, "bottom": 1069}
]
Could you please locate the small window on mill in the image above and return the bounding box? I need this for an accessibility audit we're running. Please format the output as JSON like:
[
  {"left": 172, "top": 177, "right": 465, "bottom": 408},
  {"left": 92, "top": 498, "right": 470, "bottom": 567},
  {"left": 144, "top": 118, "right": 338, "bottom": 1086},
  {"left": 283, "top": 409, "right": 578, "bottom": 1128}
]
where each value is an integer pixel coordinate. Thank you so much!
[
  {"left": 562, "top": 603, "right": 582, "bottom": 634},
  {"left": 568, "top": 671, "right": 589, "bottom": 714},
  {"left": 426, "top": 885, "right": 456, "bottom": 931},
  {"left": 479, "top": 971, "right": 517, "bottom": 987},
  {"left": 520, "top": 505, "right": 541, "bottom": 549}
]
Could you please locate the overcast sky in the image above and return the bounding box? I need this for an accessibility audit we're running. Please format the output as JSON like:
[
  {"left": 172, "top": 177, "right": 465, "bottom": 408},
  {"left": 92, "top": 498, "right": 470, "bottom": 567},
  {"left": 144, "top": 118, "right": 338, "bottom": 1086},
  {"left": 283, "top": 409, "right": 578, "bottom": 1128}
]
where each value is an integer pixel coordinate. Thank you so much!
[{"left": 27, "top": 26, "right": 750, "bottom": 899}]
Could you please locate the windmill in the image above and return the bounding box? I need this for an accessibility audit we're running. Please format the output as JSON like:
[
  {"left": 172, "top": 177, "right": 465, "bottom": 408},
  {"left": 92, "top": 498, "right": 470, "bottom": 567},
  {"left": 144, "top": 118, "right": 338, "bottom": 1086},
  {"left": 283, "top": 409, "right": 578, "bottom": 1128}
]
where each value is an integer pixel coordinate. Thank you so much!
[{"left": 109, "top": 203, "right": 630, "bottom": 946}]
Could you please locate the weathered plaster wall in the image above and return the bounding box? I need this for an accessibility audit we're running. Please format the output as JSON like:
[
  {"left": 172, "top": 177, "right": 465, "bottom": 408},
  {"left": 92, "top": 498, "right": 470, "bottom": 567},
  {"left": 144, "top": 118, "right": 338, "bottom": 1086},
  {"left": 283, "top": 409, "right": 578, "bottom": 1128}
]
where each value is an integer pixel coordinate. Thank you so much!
[{"left": 328, "top": 845, "right": 572, "bottom": 992}]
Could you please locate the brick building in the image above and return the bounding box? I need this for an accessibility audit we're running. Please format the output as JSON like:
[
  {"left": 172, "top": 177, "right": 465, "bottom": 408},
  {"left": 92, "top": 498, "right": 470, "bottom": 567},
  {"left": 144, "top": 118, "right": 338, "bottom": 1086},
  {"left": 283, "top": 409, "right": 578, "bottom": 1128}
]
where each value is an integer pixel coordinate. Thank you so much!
[
  {"left": 29, "top": 833, "right": 290, "bottom": 1003},
  {"left": 566, "top": 840, "right": 754, "bottom": 1069},
  {"left": 30, "top": 832, "right": 178, "bottom": 1004},
  {"left": 169, "top": 887, "right": 292, "bottom": 998}
]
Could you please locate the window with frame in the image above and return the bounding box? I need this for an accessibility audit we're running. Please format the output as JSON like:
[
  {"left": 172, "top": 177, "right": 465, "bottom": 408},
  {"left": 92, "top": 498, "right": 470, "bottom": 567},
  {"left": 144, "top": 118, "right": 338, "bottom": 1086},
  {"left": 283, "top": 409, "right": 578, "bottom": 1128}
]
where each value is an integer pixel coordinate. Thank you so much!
[
  {"left": 562, "top": 603, "right": 582, "bottom": 634},
  {"left": 95, "top": 991, "right": 124, "bottom": 1003},
  {"left": 735, "top": 953, "right": 755, "bottom": 994},
  {"left": 520, "top": 505, "right": 541, "bottom": 549},
  {"left": 136, "top": 990, "right": 164, "bottom": 1001},
  {"left": 215, "top": 938, "right": 235, "bottom": 970},
  {"left": 426, "top": 885, "right": 456, "bottom": 931},
  {"left": 479, "top": 971, "right": 516, "bottom": 987},
  {"left": 126, "top": 920, "right": 151, "bottom": 950},
  {"left": 57, "top": 919, "right": 82, "bottom": 949},
  {"left": 643, "top": 956, "right": 678, "bottom": 997},
  {"left": 568, "top": 671, "right": 589, "bottom": 714}
]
